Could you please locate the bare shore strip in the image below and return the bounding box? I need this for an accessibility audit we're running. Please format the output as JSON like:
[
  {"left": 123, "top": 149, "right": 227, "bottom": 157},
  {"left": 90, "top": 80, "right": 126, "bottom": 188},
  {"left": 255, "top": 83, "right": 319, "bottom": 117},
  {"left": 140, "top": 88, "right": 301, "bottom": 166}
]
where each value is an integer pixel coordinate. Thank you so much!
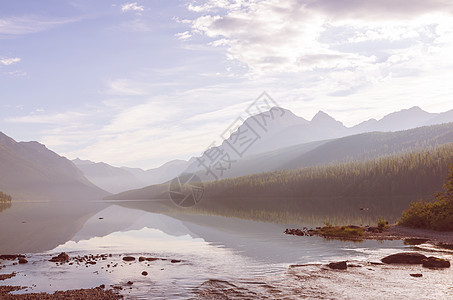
[
  {"left": 285, "top": 225, "right": 453, "bottom": 247},
  {"left": 367, "top": 225, "right": 453, "bottom": 246},
  {"left": 0, "top": 286, "right": 122, "bottom": 299}
]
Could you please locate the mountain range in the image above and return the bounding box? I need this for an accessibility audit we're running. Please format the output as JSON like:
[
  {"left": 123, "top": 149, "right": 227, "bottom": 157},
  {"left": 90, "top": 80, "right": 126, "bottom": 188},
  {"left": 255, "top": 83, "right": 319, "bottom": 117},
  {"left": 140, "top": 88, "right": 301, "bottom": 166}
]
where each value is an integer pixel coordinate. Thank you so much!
[
  {"left": 72, "top": 106, "right": 453, "bottom": 193},
  {"left": 72, "top": 158, "right": 189, "bottom": 194},
  {"left": 0, "top": 132, "right": 108, "bottom": 201},
  {"left": 200, "top": 106, "right": 453, "bottom": 158},
  {"left": 2, "top": 106, "right": 453, "bottom": 199},
  {"left": 106, "top": 121, "right": 453, "bottom": 201},
  {"left": 181, "top": 106, "right": 453, "bottom": 179}
]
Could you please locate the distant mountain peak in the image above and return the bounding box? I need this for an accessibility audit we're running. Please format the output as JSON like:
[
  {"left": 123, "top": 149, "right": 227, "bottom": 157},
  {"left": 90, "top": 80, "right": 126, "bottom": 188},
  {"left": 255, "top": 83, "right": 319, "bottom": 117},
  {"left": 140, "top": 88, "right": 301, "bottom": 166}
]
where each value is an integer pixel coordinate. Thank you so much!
[
  {"left": 0, "top": 132, "right": 108, "bottom": 201},
  {"left": 311, "top": 110, "right": 342, "bottom": 124},
  {"left": 240, "top": 106, "right": 309, "bottom": 133},
  {"left": 257, "top": 106, "right": 308, "bottom": 123},
  {"left": 312, "top": 110, "right": 330, "bottom": 119},
  {"left": 73, "top": 158, "right": 96, "bottom": 165},
  {"left": 381, "top": 106, "right": 432, "bottom": 120},
  {"left": 408, "top": 106, "right": 424, "bottom": 111}
]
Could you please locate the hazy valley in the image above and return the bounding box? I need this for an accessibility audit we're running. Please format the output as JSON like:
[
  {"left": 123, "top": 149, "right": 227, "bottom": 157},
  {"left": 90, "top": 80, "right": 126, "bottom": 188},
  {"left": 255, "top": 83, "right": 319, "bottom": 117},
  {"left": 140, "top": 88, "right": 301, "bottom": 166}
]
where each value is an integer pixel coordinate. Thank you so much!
[{"left": 2, "top": 2, "right": 453, "bottom": 297}]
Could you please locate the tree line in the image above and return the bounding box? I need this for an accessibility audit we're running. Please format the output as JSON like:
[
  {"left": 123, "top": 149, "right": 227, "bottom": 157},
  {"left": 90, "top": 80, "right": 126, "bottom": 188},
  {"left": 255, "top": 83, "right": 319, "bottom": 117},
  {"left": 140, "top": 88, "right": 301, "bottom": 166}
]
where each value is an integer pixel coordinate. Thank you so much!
[
  {"left": 203, "top": 143, "right": 453, "bottom": 199},
  {"left": 194, "top": 143, "right": 453, "bottom": 223},
  {"left": 399, "top": 164, "right": 453, "bottom": 231}
]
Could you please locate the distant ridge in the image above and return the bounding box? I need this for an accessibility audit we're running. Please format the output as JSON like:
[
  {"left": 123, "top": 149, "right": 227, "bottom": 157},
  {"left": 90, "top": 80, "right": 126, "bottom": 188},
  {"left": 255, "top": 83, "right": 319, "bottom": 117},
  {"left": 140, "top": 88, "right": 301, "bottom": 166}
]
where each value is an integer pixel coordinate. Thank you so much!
[
  {"left": 78, "top": 105, "right": 453, "bottom": 194},
  {"left": 73, "top": 158, "right": 145, "bottom": 194},
  {"left": 0, "top": 132, "right": 109, "bottom": 201},
  {"left": 107, "top": 121, "right": 453, "bottom": 201},
  {"left": 72, "top": 158, "right": 189, "bottom": 194}
]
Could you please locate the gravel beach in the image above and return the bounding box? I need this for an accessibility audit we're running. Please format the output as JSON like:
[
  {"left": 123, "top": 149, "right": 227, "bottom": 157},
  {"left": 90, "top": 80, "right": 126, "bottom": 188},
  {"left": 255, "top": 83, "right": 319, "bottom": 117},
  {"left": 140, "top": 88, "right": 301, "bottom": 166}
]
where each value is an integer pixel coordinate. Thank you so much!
[{"left": 0, "top": 286, "right": 122, "bottom": 299}]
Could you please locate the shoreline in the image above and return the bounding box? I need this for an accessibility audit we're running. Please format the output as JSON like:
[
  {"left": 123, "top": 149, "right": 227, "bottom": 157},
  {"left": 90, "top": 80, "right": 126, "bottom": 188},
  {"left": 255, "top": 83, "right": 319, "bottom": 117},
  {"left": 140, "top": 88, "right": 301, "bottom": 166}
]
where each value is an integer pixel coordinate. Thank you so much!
[
  {"left": 0, "top": 252, "right": 185, "bottom": 299},
  {"left": 1, "top": 224, "right": 453, "bottom": 299},
  {"left": 366, "top": 225, "right": 453, "bottom": 246},
  {"left": 285, "top": 224, "right": 453, "bottom": 247},
  {"left": 0, "top": 285, "right": 122, "bottom": 299}
]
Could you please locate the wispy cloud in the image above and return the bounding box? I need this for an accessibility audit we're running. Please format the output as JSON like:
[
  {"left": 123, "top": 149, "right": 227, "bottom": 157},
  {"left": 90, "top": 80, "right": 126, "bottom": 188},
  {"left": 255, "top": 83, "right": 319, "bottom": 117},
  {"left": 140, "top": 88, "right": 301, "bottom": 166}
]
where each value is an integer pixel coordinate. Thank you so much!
[
  {"left": 121, "top": 2, "right": 145, "bottom": 13},
  {"left": 0, "top": 15, "right": 81, "bottom": 36},
  {"left": 175, "top": 31, "right": 192, "bottom": 40},
  {"left": 0, "top": 57, "right": 21, "bottom": 66},
  {"left": 105, "top": 79, "right": 148, "bottom": 96},
  {"left": 5, "top": 111, "right": 89, "bottom": 124}
]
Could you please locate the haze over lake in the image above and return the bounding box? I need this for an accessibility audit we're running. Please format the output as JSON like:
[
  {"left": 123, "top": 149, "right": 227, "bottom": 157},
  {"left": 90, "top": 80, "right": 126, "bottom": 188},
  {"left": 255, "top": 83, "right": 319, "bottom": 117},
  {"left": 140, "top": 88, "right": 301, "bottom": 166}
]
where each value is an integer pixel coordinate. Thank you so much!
[{"left": 2, "top": 0, "right": 453, "bottom": 299}]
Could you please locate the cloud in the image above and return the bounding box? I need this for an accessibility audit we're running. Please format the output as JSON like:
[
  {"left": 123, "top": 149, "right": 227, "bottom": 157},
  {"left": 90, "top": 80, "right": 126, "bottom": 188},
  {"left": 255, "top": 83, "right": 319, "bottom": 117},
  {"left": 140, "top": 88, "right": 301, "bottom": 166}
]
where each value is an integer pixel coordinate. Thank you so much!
[
  {"left": 5, "top": 78, "right": 261, "bottom": 168},
  {"left": 175, "top": 31, "right": 192, "bottom": 40},
  {"left": 2, "top": 70, "right": 27, "bottom": 77},
  {"left": 183, "top": 0, "right": 453, "bottom": 77},
  {"left": 121, "top": 2, "right": 145, "bottom": 13},
  {"left": 0, "top": 15, "right": 80, "bottom": 36},
  {"left": 105, "top": 79, "right": 148, "bottom": 96},
  {"left": 0, "top": 57, "right": 21, "bottom": 66},
  {"left": 5, "top": 111, "right": 89, "bottom": 124},
  {"left": 306, "top": 0, "right": 453, "bottom": 20}
]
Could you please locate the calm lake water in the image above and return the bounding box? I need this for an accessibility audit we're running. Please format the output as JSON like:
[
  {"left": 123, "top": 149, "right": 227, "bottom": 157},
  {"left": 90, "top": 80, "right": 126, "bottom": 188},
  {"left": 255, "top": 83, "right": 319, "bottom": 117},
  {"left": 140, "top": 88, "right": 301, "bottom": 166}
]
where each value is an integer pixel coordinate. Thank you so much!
[{"left": 1, "top": 200, "right": 453, "bottom": 299}]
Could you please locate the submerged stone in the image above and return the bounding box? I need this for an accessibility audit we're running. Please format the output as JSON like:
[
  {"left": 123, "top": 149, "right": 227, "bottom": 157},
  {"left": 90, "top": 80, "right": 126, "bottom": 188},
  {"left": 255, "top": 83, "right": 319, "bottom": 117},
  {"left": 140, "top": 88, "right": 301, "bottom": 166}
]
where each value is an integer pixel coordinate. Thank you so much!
[
  {"left": 381, "top": 253, "right": 427, "bottom": 264},
  {"left": 328, "top": 261, "right": 347, "bottom": 270}
]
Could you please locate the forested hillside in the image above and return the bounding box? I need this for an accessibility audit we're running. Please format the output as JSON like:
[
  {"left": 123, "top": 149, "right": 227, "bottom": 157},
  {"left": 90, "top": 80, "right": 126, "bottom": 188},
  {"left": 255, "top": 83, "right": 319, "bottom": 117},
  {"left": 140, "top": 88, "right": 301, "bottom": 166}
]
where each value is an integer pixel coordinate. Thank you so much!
[
  {"left": 108, "top": 143, "right": 453, "bottom": 224},
  {"left": 280, "top": 122, "right": 453, "bottom": 170},
  {"left": 182, "top": 122, "right": 453, "bottom": 182},
  {"left": 204, "top": 143, "right": 453, "bottom": 199}
]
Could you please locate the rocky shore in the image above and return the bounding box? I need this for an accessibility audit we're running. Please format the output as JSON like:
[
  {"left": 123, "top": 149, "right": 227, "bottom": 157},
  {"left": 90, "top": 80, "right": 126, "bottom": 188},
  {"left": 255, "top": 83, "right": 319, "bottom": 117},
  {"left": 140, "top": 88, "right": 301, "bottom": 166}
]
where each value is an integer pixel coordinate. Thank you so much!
[
  {"left": 0, "top": 252, "right": 184, "bottom": 299},
  {"left": 0, "top": 286, "right": 123, "bottom": 299},
  {"left": 285, "top": 224, "right": 453, "bottom": 246}
]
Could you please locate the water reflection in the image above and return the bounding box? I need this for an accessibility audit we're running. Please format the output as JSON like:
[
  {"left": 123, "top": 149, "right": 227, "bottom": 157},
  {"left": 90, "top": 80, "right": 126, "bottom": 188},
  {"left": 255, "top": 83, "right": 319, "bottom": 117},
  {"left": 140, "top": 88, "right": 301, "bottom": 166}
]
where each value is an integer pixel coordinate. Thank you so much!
[
  {"left": 0, "top": 201, "right": 12, "bottom": 213},
  {"left": 3, "top": 200, "right": 452, "bottom": 299},
  {"left": 0, "top": 201, "right": 107, "bottom": 253}
]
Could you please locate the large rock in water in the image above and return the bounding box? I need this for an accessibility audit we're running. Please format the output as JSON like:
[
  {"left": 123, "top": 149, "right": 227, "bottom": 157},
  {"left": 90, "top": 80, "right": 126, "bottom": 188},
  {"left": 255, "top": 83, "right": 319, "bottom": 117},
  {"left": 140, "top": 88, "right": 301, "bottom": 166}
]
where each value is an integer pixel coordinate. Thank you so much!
[
  {"left": 122, "top": 256, "right": 135, "bottom": 262},
  {"left": 50, "top": 252, "right": 70, "bottom": 263},
  {"left": 381, "top": 253, "right": 427, "bottom": 264},
  {"left": 328, "top": 261, "right": 347, "bottom": 270},
  {"left": 18, "top": 257, "right": 28, "bottom": 264},
  {"left": 422, "top": 257, "right": 450, "bottom": 268}
]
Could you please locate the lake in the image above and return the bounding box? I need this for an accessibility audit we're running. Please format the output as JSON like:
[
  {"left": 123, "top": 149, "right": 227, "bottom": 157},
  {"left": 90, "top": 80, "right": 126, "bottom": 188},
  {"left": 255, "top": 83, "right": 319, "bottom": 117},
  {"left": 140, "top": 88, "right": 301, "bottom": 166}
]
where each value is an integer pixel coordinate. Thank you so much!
[{"left": 1, "top": 200, "right": 453, "bottom": 299}]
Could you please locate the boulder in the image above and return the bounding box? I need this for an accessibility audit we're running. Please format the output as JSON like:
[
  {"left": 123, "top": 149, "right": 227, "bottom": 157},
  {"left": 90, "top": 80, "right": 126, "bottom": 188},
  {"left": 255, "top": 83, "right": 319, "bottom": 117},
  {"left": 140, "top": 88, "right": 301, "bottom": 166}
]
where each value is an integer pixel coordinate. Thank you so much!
[
  {"left": 328, "top": 261, "right": 347, "bottom": 270},
  {"left": 122, "top": 256, "right": 135, "bottom": 262},
  {"left": 381, "top": 253, "right": 427, "bottom": 264},
  {"left": 410, "top": 273, "right": 423, "bottom": 277},
  {"left": 141, "top": 271, "right": 148, "bottom": 276},
  {"left": 18, "top": 258, "right": 28, "bottom": 264},
  {"left": 50, "top": 252, "right": 70, "bottom": 263},
  {"left": 146, "top": 257, "right": 159, "bottom": 261},
  {"left": 422, "top": 257, "right": 450, "bottom": 268}
]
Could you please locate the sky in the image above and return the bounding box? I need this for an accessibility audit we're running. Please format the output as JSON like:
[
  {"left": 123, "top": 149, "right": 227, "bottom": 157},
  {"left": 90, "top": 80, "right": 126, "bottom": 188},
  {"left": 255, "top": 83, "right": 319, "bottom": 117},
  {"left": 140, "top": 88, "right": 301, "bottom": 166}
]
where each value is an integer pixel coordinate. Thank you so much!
[{"left": 1, "top": 0, "right": 453, "bottom": 169}]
